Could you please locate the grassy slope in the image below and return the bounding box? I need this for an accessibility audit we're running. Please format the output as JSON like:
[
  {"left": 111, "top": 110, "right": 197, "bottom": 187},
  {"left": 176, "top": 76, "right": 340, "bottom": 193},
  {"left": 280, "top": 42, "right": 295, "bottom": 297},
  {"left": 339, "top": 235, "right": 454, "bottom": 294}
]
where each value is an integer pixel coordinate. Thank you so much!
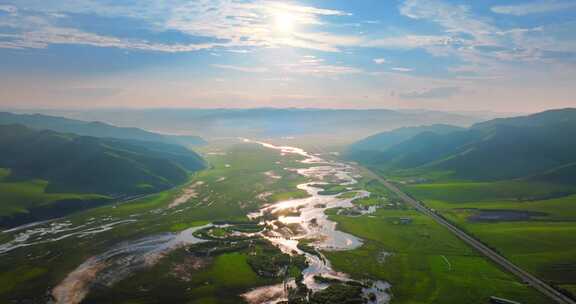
[
  {"left": 404, "top": 181, "right": 576, "bottom": 295},
  {"left": 0, "top": 177, "right": 109, "bottom": 217},
  {"left": 324, "top": 178, "right": 550, "bottom": 304}
]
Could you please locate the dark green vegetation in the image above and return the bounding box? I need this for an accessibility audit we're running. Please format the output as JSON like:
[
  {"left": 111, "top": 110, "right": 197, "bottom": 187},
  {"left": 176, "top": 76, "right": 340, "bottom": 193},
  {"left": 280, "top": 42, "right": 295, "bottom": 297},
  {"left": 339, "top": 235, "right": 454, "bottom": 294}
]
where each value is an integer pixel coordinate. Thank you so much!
[
  {"left": 84, "top": 237, "right": 308, "bottom": 304},
  {"left": 247, "top": 239, "right": 307, "bottom": 278},
  {"left": 347, "top": 124, "right": 463, "bottom": 162},
  {"left": 0, "top": 111, "right": 206, "bottom": 146},
  {"left": 347, "top": 108, "right": 576, "bottom": 300},
  {"left": 0, "top": 124, "right": 205, "bottom": 227},
  {"left": 348, "top": 108, "right": 576, "bottom": 183},
  {"left": 308, "top": 284, "right": 364, "bottom": 304},
  {"left": 325, "top": 176, "right": 552, "bottom": 304},
  {"left": 84, "top": 246, "right": 268, "bottom": 303}
]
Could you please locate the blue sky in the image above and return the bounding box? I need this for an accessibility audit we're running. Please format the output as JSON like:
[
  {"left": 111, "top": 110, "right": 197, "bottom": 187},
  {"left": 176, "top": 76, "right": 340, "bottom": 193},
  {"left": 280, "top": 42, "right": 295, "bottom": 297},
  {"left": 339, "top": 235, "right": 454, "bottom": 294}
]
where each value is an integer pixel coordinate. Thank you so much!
[{"left": 0, "top": 0, "right": 575, "bottom": 112}]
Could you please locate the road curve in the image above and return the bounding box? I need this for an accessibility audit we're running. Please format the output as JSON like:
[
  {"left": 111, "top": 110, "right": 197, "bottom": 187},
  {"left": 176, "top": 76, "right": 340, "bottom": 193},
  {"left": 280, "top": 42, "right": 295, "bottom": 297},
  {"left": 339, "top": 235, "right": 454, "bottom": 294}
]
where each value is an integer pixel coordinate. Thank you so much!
[{"left": 361, "top": 167, "right": 576, "bottom": 304}]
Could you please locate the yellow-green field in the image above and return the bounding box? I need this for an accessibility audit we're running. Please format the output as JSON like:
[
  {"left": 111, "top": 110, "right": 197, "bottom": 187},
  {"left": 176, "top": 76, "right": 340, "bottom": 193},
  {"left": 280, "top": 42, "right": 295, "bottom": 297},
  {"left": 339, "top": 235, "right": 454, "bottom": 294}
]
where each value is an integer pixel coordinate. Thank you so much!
[
  {"left": 404, "top": 181, "right": 576, "bottom": 297},
  {"left": 324, "top": 178, "right": 552, "bottom": 304}
]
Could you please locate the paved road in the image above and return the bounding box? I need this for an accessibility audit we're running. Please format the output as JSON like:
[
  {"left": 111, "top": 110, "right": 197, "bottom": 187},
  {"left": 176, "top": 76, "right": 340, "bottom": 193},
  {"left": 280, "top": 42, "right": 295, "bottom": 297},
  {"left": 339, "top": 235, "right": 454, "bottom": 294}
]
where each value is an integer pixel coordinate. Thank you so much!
[{"left": 360, "top": 166, "right": 576, "bottom": 304}]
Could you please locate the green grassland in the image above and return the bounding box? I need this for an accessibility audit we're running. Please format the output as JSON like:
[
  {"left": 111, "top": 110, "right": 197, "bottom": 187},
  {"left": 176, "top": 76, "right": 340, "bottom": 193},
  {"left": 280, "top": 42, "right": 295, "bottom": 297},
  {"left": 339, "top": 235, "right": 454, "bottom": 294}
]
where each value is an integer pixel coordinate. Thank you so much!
[
  {"left": 0, "top": 177, "right": 110, "bottom": 217},
  {"left": 1, "top": 140, "right": 567, "bottom": 303},
  {"left": 324, "top": 178, "right": 550, "bottom": 304},
  {"left": 403, "top": 180, "right": 576, "bottom": 298},
  {"left": 0, "top": 142, "right": 313, "bottom": 302},
  {"left": 405, "top": 180, "right": 576, "bottom": 203}
]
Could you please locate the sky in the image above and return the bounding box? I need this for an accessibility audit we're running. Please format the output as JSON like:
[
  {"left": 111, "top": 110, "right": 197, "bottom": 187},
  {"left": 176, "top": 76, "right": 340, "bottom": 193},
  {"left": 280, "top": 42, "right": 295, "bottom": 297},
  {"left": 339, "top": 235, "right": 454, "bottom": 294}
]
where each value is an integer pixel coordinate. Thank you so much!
[{"left": 0, "top": 0, "right": 575, "bottom": 113}]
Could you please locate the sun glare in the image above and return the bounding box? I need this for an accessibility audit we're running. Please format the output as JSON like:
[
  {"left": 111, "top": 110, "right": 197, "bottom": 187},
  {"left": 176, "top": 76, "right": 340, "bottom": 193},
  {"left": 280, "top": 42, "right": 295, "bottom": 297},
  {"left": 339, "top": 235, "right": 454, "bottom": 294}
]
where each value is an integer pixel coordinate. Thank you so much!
[{"left": 274, "top": 12, "right": 296, "bottom": 34}]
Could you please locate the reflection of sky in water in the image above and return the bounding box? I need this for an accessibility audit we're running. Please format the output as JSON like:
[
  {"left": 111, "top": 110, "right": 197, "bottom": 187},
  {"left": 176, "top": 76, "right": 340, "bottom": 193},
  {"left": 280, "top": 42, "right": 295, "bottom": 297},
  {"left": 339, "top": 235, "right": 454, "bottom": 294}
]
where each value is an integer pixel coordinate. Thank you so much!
[{"left": 244, "top": 141, "right": 390, "bottom": 303}]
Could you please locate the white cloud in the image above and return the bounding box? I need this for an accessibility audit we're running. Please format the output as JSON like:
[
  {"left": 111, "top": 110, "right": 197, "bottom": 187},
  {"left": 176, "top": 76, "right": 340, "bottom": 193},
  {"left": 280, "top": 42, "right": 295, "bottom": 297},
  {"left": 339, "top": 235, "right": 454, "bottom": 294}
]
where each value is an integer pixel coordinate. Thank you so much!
[
  {"left": 373, "top": 58, "right": 387, "bottom": 64},
  {"left": 399, "top": 86, "right": 462, "bottom": 99},
  {"left": 392, "top": 67, "right": 413, "bottom": 72},
  {"left": 0, "top": 26, "right": 224, "bottom": 52},
  {"left": 163, "top": 0, "right": 355, "bottom": 52},
  {"left": 388, "top": 0, "right": 576, "bottom": 76},
  {"left": 365, "top": 35, "right": 461, "bottom": 49},
  {"left": 212, "top": 64, "right": 268, "bottom": 73},
  {"left": 399, "top": 0, "right": 497, "bottom": 42},
  {"left": 278, "top": 60, "right": 362, "bottom": 77},
  {"left": 0, "top": 5, "right": 17, "bottom": 15},
  {"left": 0, "top": 0, "right": 355, "bottom": 53},
  {"left": 492, "top": 1, "right": 576, "bottom": 16}
]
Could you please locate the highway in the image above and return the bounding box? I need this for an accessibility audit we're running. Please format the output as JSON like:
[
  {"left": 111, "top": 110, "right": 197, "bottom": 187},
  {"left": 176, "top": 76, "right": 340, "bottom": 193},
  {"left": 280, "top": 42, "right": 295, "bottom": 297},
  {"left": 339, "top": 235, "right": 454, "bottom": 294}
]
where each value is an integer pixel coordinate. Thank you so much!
[{"left": 360, "top": 166, "right": 576, "bottom": 304}]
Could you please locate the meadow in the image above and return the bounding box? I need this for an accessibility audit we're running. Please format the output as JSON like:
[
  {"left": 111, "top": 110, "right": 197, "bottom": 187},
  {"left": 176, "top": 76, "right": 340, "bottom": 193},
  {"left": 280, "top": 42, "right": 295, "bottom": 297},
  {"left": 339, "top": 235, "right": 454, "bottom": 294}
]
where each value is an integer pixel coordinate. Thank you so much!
[
  {"left": 404, "top": 180, "right": 576, "bottom": 298},
  {"left": 0, "top": 167, "right": 110, "bottom": 219},
  {"left": 324, "top": 177, "right": 552, "bottom": 304},
  {"left": 1, "top": 141, "right": 567, "bottom": 303}
]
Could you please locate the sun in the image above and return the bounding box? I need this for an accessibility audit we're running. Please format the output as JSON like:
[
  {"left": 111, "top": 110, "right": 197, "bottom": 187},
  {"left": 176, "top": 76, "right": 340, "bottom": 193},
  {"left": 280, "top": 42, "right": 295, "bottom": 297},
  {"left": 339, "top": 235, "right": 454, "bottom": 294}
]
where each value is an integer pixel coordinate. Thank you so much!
[{"left": 274, "top": 11, "right": 296, "bottom": 34}]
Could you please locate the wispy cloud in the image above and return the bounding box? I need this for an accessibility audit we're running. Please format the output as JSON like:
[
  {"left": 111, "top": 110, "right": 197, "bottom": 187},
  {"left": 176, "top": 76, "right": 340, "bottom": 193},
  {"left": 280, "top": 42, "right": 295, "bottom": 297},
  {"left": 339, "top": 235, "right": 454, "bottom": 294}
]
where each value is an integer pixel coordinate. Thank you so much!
[
  {"left": 0, "top": 5, "right": 17, "bottom": 15},
  {"left": 399, "top": 0, "right": 496, "bottom": 43},
  {"left": 0, "top": 26, "right": 222, "bottom": 52},
  {"left": 373, "top": 58, "right": 387, "bottom": 64},
  {"left": 0, "top": 0, "right": 354, "bottom": 52},
  {"left": 492, "top": 1, "right": 576, "bottom": 16},
  {"left": 388, "top": 0, "right": 576, "bottom": 76},
  {"left": 212, "top": 64, "right": 268, "bottom": 73},
  {"left": 392, "top": 67, "right": 413, "bottom": 72},
  {"left": 279, "top": 63, "right": 362, "bottom": 77},
  {"left": 399, "top": 86, "right": 462, "bottom": 99},
  {"left": 364, "top": 35, "right": 461, "bottom": 49},
  {"left": 277, "top": 56, "right": 362, "bottom": 77}
]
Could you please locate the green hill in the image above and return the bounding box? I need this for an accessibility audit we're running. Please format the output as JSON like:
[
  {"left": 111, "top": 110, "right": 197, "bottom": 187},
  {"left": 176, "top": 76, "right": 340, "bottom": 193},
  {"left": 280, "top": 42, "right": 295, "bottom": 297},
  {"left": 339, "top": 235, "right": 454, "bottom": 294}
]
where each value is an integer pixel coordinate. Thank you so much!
[
  {"left": 346, "top": 124, "right": 463, "bottom": 162},
  {"left": 525, "top": 163, "right": 576, "bottom": 185},
  {"left": 472, "top": 108, "right": 576, "bottom": 130},
  {"left": 348, "top": 108, "right": 576, "bottom": 183},
  {"left": 0, "top": 112, "right": 206, "bottom": 146},
  {"left": 0, "top": 124, "right": 205, "bottom": 227}
]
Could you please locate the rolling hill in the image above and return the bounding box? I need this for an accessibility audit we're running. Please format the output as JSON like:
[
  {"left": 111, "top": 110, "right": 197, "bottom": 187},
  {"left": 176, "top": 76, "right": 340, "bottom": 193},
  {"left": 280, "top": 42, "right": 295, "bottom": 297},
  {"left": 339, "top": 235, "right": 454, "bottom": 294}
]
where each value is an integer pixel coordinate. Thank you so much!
[
  {"left": 348, "top": 108, "right": 576, "bottom": 184},
  {"left": 346, "top": 124, "right": 464, "bottom": 163},
  {"left": 0, "top": 112, "right": 206, "bottom": 146},
  {"left": 0, "top": 124, "right": 205, "bottom": 227}
]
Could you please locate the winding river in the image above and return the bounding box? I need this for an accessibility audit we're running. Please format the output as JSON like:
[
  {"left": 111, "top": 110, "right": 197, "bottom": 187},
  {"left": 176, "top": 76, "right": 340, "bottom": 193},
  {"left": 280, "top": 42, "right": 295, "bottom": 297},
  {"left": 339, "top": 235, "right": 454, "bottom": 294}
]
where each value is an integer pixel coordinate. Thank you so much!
[
  {"left": 48, "top": 140, "right": 390, "bottom": 304},
  {"left": 241, "top": 140, "right": 390, "bottom": 304}
]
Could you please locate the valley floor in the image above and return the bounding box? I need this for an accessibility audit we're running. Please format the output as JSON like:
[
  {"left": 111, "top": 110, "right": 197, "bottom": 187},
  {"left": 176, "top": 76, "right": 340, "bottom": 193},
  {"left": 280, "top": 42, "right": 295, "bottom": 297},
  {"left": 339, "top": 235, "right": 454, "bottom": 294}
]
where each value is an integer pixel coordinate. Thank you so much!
[
  {"left": 0, "top": 139, "right": 560, "bottom": 304},
  {"left": 403, "top": 181, "right": 576, "bottom": 299}
]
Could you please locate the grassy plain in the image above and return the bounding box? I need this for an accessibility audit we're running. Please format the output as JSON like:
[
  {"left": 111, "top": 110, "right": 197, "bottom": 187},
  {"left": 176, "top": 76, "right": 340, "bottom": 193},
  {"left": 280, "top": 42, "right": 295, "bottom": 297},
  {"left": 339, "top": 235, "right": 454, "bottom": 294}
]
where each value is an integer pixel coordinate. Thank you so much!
[
  {"left": 0, "top": 177, "right": 109, "bottom": 217},
  {"left": 324, "top": 177, "right": 553, "bottom": 304},
  {"left": 403, "top": 180, "right": 576, "bottom": 298}
]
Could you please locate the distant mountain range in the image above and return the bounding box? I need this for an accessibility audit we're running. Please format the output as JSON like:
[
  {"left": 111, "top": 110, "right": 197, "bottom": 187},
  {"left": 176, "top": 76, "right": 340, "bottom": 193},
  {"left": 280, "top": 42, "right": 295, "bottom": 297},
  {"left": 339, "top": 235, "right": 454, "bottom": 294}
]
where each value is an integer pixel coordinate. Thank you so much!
[
  {"left": 22, "top": 108, "right": 487, "bottom": 139},
  {"left": 0, "top": 112, "right": 206, "bottom": 146},
  {"left": 0, "top": 124, "right": 205, "bottom": 227},
  {"left": 347, "top": 108, "right": 576, "bottom": 184}
]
